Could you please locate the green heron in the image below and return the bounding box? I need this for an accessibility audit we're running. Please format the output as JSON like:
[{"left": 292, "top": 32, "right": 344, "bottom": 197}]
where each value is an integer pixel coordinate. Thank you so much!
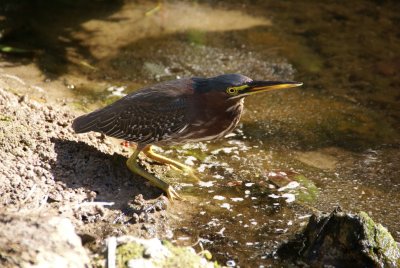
[{"left": 72, "top": 74, "right": 302, "bottom": 200}]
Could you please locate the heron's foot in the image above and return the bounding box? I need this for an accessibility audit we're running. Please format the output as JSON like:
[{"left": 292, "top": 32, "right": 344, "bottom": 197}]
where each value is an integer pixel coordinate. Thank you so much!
[
  {"left": 166, "top": 185, "right": 183, "bottom": 201},
  {"left": 143, "top": 145, "right": 199, "bottom": 181},
  {"left": 127, "top": 148, "right": 182, "bottom": 201}
]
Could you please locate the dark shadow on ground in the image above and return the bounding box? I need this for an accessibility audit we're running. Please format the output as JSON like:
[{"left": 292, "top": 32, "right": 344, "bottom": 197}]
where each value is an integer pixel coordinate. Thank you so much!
[
  {"left": 50, "top": 138, "right": 161, "bottom": 209},
  {"left": 0, "top": 0, "right": 123, "bottom": 78}
]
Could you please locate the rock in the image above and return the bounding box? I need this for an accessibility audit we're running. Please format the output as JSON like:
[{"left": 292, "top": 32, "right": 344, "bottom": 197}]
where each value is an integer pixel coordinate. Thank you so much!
[
  {"left": 0, "top": 213, "right": 90, "bottom": 268},
  {"left": 112, "top": 236, "right": 217, "bottom": 268},
  {"left": 277, "top": 208, "right": 400, "bottom": 267},
  {"left": 295, "top": 150, "right": 338, "bottom": 170}
]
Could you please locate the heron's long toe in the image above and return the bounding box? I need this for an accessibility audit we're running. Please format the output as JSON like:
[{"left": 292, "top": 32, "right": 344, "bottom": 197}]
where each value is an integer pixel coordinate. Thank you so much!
[
  {"left": 166, "top": 185, "right": 183, "bottom": 201},
  {"left": 143, "top": 145, "right": 199, "bottom": 181},
  {"left": 127, "top": 148, "right": 181, "bottom": 201}
]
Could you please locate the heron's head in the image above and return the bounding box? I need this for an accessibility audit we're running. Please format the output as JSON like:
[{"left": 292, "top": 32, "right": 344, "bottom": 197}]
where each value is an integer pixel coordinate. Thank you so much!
[{"left": 193, "top": 74, "right": 303, "bottom": 100}]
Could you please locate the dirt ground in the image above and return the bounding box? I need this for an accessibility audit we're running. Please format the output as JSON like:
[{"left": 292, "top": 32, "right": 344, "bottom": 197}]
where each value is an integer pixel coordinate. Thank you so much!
[{"left": 0, "top": 78, "right": 181, "bottom": 263}]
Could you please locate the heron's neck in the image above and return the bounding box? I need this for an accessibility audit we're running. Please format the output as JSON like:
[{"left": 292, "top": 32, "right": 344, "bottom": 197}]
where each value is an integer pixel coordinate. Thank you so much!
[{"left": 225, "top": 98, "right": 244, "bottom": 112}]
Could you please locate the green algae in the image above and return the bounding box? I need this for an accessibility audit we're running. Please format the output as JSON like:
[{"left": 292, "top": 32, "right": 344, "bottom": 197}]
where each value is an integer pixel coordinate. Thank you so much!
[
  {"left": 187, "top": 29, "right": 206, "bottom": 45},
  {"left": 162, "top": 240, "right": 221, "bottom": 268},
  {"left": 359, "top": 211, "right": 400, "bottom": 267},
  {"left": 277, "top": 210, "right": 400, "bottom": 267},
  {"left": 116, "top": 243, "right": 145, "bottom": 268},
  {"left": 114, "top": 239, "right": 220, "bottom": 268},
  {"left": 295, "top": 175, "right": 319, "bottom": 204}
]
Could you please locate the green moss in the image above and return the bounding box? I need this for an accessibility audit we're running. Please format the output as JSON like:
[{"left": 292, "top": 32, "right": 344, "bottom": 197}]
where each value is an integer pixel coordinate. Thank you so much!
[
  {"left": 162, "top": 241, "right": 202, "bottom": 268},
  {"left": 116, "top": 243, "right": 145, "bottom": 268},
  {"left": 294, "top": 175, "right": 319, "bottom": 203},
  {"left": 70, "top": 101, "right": 91, "bottom": 113},
  {"left": 185, "top": 150, "right": 209, "bottom": 162},
  {"left": 359, "top": 212, "right": 400, "bottom": 267},
  {"left": 162, "top": 241, "right": 220, "bottom": 268},
  {"left": 114, "top": 240, "right": 220, "bottom": 268},
  {"left": 186, "top": 30, "right": 206, "bottom": 45},
  {"left": 0, "top": 115, "right": 13, "bottom": 122}
]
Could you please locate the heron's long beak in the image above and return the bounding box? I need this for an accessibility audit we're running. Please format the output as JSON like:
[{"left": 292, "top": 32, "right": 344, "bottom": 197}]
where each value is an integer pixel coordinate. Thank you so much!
[{"left": 246, "top": 80, "right": 303, "bottom": 95}]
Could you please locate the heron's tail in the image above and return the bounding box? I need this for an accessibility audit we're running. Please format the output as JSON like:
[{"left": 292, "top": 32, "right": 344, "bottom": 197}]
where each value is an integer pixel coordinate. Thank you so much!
[{"left": 72, "top": 113, "right": 99, "bottom": 133}]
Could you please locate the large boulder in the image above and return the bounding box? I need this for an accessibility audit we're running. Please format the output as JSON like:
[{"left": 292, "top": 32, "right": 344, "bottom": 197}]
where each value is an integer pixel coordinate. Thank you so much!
[
  {"left": 0, "top": 213, "right": 90, "bottom": 268},
  {"left": 277, "top": 208, "right": 400, "bottom": 267}
]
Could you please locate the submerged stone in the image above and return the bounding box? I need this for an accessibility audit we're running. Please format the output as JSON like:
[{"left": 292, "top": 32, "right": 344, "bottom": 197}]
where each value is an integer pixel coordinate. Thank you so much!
[
  {"left": 295, "top": 150, "right": 338, "bottom": 171},
  {"left": 267, "top": 172, "right": 319, "bottom": 204},
  {"left": 294, "top": 175, "right": 319, "bottom": 204},
  {"left": 277, "top": 208, "right": 400, "bottom": 267}
]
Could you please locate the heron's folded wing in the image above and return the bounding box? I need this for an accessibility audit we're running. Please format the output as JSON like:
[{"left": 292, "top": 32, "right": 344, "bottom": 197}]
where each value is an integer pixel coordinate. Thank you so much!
[{"left": 72, "top": 94, "right": 189, "bottom": 144}]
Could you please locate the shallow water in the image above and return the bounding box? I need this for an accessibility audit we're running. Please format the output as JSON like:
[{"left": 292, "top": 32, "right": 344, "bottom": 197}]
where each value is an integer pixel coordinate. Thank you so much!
[{"left": 1, "top": 0, "right": 399, "bottom": 266}]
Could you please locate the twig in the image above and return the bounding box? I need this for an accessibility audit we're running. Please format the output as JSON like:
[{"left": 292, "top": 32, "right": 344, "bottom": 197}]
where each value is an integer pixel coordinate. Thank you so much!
[
  {"left": 77, "top": 201, "right": 115, "bottom": 208},
  {"left": 145, "top": 3, "right": 162, "bottom": 16},
  {"left": 21, "top": 184, "right": 37, "bottom": 204},
  {"left": 0, "top": 74, "right": 26, "bottom": 85},
  {"left": 106, "top": 237, "right": 117, "bottom": 268}
]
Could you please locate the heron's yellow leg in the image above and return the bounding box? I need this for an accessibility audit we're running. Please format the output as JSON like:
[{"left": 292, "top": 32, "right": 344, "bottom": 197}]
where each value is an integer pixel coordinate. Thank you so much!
[
  {"left": 126, "top": 147, "right": 182, "bottom": 200},
  {"left": 142, "top": 145, "right": 199, "bottom": 181}
]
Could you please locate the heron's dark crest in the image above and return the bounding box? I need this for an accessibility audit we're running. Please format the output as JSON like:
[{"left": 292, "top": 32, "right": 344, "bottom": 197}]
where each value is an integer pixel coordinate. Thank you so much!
[{"left": 192, "top": 74, "right": 252, "bottom": 94}]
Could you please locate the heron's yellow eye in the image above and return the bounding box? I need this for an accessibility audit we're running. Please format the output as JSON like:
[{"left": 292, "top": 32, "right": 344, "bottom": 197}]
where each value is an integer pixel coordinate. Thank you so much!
[{"left": 226, "top": 87, "right": 238, "bottom": 95}]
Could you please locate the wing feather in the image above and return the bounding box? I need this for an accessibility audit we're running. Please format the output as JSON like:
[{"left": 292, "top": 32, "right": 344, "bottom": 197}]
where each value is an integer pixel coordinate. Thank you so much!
[{"left": 72, "top": 85, "right": 191, "bottom": 145}]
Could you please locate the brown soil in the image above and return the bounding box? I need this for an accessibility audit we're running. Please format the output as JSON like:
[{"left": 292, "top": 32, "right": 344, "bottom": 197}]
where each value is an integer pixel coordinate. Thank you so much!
[
  {"left": 0, "top": 212, "right": 91, "bottom": 267},
  {"left": 0, "top": 83, "right": 175, "bottom": 258}
]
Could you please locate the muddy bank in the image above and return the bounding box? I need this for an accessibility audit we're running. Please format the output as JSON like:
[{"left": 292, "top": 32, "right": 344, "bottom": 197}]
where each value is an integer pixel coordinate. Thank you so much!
[
  {"left": 0, "top": 83, "right": 174, "bottom": 256},
  {"left": 0, "top": 212, "right": 90, "bottom": 268}
]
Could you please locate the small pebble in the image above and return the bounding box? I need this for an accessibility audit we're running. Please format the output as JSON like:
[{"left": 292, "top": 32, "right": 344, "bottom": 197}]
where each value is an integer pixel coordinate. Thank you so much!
[{"left": 226, "top": 260, "right": 236, "bottom": 267}]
